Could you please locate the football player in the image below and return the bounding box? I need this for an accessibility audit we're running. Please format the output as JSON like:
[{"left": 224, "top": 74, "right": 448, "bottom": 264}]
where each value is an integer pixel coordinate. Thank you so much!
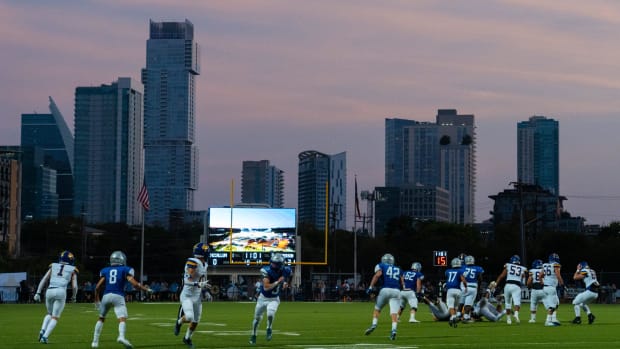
[
  {"left": 473, "top": 287, "right": 505, "bottom": 322},
  {"left": 572, "top": 261, "right": 599, "bottom": 324},
  {"left": 174, "top": 242, "right": 210, "bottom": 349},
  {"left": 445, "top": 257, "right": 466, "bottom": 327},
  {"left": 398, "top": 262, "right": 424, "bottom": 323},
  {"left": 460, "top": 255, "right": 484, "bottom": 323},
  {"left": 364, "top": 253, "right": 403, "bottom": 340},
  {"left": 34, "top": 250, "right": 79, "bottom": 344},
  {"left": 494, "top": 255, "right": 528, "bottom": 324},
  {"left": 539, "top": 252, "right": 564, "bottom": 326},
  {"left": 249, "top": 253, "right": 292, "bottom": 345},
  {"left": 423, "top": 294, "right": 450, "bottom": 321},
  {"left": 526, "top": 259, "right": 545, "bottom": 323},
  {"left": 91, "top": 251, "right": 152, "bottom": 348}
]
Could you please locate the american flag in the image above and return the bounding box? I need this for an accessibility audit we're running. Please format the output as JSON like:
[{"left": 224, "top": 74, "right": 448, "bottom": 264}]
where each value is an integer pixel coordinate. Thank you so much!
[{"left": 137, "top": 181, "right": 150, "bottom": 211}]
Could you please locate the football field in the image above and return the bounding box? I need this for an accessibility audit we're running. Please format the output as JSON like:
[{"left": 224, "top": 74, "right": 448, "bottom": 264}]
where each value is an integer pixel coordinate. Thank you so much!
[{"left": 1, "top": 301, "right": 618, "bottom": 348}]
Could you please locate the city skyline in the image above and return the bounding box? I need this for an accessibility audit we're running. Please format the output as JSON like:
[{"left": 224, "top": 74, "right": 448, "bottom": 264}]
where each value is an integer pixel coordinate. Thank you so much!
[{"left": 2, "top": 1, "right": 620, "bottom": 225}]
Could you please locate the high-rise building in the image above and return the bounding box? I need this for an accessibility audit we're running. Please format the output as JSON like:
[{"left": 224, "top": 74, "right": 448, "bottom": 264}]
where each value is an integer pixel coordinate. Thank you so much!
[
  {"left": 0, "top": 148, "right": 21, "bottom": 257},
  {"left": 298, "top": 150, "right": 347, "bottom": 231},
  {"left": 73, "top": 78, "right": 144, "bottom": 224},
  {"left": 517, "top": 116, "right": 559, "bottom": 194},
  {"left": 241, "top": 160, "right": 284, "bottom": 208},
  {"left": 383, "top": 109, "right": 476, "bottom": 225},
  {"left": 142, "top": 19, "right": 200, "bottom": 226},
  {"left": 21, "top": 97, "right": 74, "bottom": 217}
]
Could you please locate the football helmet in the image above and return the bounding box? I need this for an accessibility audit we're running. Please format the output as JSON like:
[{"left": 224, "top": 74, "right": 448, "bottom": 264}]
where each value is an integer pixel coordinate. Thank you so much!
[
  {"left": 411, "top": 262, "right": 422, "bottom": 272},
  {"left": 578, "top": 261, "right": 589, "bottom": 269},
  {"left": 451, "top": 257, "right": 462, "bottom": 268},
  {"left": 548, "top": 253, "right": 560, "bottom": 264},
  {"left": 270, "top": 253, "right": 284, "bottom": 269},
  {"left": 59, "top": 250, "right": 75, "bottom": 265},
  {"left": 458, "top": 253, "right": 467, "bottom": 262},
  {"left": 510, "top": 255, "right": 521, "bottom": 265},
  {"left": 464, "top": 255, "right": 475, "bottom": 265},
  {"left": 381, "top": 253, "right": 395, "bottom": 265},
  {"left": 110, "top": 251, "right": 127, "bottom": 266},
  {"left": 193, "top": 242, "right": 209, "bottom": 258},
  {"left": 531, "top": 259, "right": 543, "bottom": 269}
]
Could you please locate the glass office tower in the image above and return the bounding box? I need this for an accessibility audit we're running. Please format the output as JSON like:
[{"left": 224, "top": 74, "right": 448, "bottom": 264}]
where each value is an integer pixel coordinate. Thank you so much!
[
  {"left": 517, "top": 116, "right": 559, "bottom": 194},
  {"left": 142, "top": 20, "right": 200, "bottom": 226}
]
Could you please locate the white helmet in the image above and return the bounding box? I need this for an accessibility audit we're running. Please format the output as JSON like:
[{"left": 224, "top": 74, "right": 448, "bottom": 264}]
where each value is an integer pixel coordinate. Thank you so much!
[
  {"left": 110, "top": 251, "right": 127, "bottom": 266},
  {"left": 451, "top": 257, "right": 462, "bottom": 268},
  {"left": 464, "top": 255, "right": 475, "bottom": 265},
  {"left": 411, "top": 262, "right": 422, "bottom": 271},
  {"left": 381, "top": 253, "right": 395, "bottom": 265}
]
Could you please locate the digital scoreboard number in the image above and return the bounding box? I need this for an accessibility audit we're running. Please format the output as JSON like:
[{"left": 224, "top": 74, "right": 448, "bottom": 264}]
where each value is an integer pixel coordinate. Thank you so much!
[
  {"left": 208, "top": 252, "right": 296, "bottom": 266},
  {"left": 433, "top": 250, "right": 448, "bottom": 267}
]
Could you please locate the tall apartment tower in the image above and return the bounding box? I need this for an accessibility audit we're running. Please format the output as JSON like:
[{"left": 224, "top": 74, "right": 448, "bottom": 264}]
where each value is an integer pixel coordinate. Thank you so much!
[
  {"left": 241, "top": 160, "right": 284, "bottom": 208},
  {"left": 73, "top": 78, "right": 144, "bottom": 224},
  {"left": 517, "top": 116, "right": 559, "bottom": 194},
  {"left": 298, "top": 150, "right": 347, "bottom": 231},
  {"left": 384, "top": 109, "right": 476, "bottom": 224},
  {"left": 21, "top": 97, "right": 74, "bottom": 218},
  {"left": 142, "top": 19, "right": 200, "bottom": 226}
]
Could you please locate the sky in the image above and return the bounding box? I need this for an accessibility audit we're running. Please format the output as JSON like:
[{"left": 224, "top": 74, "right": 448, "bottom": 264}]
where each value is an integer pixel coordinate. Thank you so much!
[{"left": 2, "top": 0, "right": 620, "bottom": 226}]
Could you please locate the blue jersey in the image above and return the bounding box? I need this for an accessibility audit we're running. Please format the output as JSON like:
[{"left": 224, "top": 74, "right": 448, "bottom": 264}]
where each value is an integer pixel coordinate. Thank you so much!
[
  {"left": 444, "top": 267, "right": 464, "bottom": 289},
  {"left": 259, "top": 265, "right": 292, "bottom": 298},
  {"left": 402, "top": 270, "right": 424, "bottom": 291},
  {"left": 375, "top": 263, "right": 401, "bottom": 289},
  {"left": 461, "top": 265, "right": 484, "bottom": 284},
  {"left": 99, "top": 265, "right": 134, "bottom": 296}
]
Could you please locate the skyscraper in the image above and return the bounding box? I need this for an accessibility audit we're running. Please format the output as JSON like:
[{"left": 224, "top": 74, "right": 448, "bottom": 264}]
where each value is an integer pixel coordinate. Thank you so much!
[
  {"left": 73, "top": 78, "right": 144, "bottom": 224},
  {"left": 298, "top": 150, "right": 347, "bottom": 231},
  {"left": 142, "top": 20, "right": 200, "bottom": 226},
  {"left": 21, "top": 97, "right": 74, "bottom": 217},
  {"left": 241, "top": 160, "right": 284, "bottom": 208},
  {"left": 517, "top": 116, "right": 559, "bottom": 194},
  {"left": 383, "top": 109, "right": 476, "bottom": 224}
]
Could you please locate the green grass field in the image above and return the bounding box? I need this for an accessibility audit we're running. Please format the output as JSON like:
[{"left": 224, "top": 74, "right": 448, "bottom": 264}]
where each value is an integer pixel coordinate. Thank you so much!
[{"left": 1, "top": 301, "right": 618, "bottom": 349}]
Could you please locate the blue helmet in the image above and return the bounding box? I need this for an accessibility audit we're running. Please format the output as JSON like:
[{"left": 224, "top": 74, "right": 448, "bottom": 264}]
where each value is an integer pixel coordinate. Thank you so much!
[
  {"left": 510, "top": 255, "right": 521, "bottom": 265},
  {"left": 270, "top": 253, "right": 284, "bottom": 269},
  {"left": 381, "top": 253, "right": 395, "bottom": 265},
  {"left": 193, "top": 242, "right": 209, "bottom": 258},
  {"left": 531, "top": 259, "right": 543, "bottom": 269},
  {"left": 578, "top": 261, "right": 589, "bottom": 269},
  {"left": 110, "top": 251, "right": 127, "bottom": 266},
  {"left": 59, "top": 250, "right": 75, "bottom": 265},
  {"left": 548, "top": 253, "right": 560, "bottom": 264}
]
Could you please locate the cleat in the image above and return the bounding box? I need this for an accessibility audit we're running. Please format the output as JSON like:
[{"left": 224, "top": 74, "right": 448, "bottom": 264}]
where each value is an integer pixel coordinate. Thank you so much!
[
  {"left": 507, "top": 317, "right": 512, "bottom": 325},
  {"left": 38, "top": 330, "right": 45, "bottom": 342},
  {"left": 572, "top": 317, "right": 581, "bottom": 324},
  {"left": 117, "top": 337, "right": 133, "bottom": 349},
  {"left": 552, "top": 321, "right": 561, "bottom": 326},
  {"left": 449, "top": 318, "right": 458, "bottom": 328},
  {"left": 40, "top": 336, "right": 48, "bottom": 344},
  {"left": 514, "top": 316, "right": 520, "bottom": 324},
  {"left": 528, "top": 319, "right": 536, "bottom": 323},
  {"left": 389, "top": 330, "right": 397, "bottom": 340},
  {"left": 249, "top": 335, "right": 256, "bottom": 345},
  {"left": 174, "top": 319, "right": 181, "bottom": 336},
  {"left": 266, "top": 328, "right": 272, "bottom": 341},
  {"left": 182, "top": 337, "right": 194, "bottom": 349},
  {"left": 588, "top": 313, "right": 595, "bottom": 324},
  {"left": 364, "top": 325, "right": 376, "bottom": 335},
  {"left": 91, "top": 342, "right": 99, "bottom": 348},
  {"left": 409, "top": 318, "right": 420, "bottom": 323}
]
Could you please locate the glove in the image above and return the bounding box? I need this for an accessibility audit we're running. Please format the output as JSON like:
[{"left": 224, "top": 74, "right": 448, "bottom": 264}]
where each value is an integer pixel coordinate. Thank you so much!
[
  {"left": 489, "top": 281, "right": 497, "bottom": 290},
  {"left": 145, "top": 287, "right": 154, "bottom": 294},
  {"left": 366, "top": 287, "right": 373, "bottom": 295},
  {"left": 34, "top": 293, "right": 41, "bottom": 302},
  {"left": 198, "top": 281, "right": 211, "bottom": 289}
]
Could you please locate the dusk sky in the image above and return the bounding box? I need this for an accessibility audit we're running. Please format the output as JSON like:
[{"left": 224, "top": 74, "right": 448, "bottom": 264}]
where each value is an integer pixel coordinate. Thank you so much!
[{"left": 2, "top": 1, "right": 620, "bottom": 226}]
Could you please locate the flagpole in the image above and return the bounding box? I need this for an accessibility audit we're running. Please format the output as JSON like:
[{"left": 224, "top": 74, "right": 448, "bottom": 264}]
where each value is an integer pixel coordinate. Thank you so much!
[{"left": 140, "top": 207, "right": 145, "bottom": 301}]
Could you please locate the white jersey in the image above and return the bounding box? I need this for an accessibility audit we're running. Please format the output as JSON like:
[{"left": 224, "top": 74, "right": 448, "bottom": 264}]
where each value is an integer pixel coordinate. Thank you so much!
[
  {"left": 182, "top": 257, "right": 208, "bottom": 297},
  {"left": 47, "top": 262, "right": 78, "bottom": 289},
  {"left": 577, "top": 267, "right": 599, "bottom": 290},
  {"left": 529, "top": 268, "right": 544, "bottom": 290},
  {"left": 541, "top": 262, "right": 561, "bottom": 287},
  {"left": 504, "top": 263, "right": 527, "bottom": 286}
]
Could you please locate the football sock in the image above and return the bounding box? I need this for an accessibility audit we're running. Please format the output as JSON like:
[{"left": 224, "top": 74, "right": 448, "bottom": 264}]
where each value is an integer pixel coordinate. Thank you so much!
[
  {"left": 93, "top": 321, "right": 104, "bottom": 342},
  {"left": 41, "top": 314, "right": 52, "bottom": 333},
  {"left": 44, "top": 319, "right": 57, "bottom": 338},
  {"left": 118, "top": 322, "right": 127, "bottom": 338}
]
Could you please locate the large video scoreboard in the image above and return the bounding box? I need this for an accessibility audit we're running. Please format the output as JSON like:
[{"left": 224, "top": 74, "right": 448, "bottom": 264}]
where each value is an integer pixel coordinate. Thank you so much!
[{"left": 207, "top": 207, "right": 297, "bottom": 266}]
